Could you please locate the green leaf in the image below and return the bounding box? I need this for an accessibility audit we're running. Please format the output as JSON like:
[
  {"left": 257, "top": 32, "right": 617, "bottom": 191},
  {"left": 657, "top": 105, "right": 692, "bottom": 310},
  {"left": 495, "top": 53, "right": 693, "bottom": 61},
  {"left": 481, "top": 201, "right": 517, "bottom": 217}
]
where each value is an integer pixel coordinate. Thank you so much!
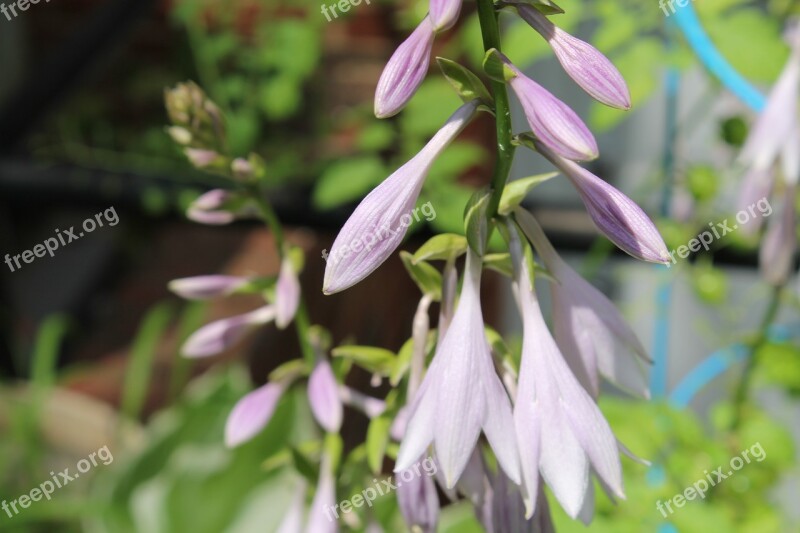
[
  {"left": 30, "top": 314, "right": 70, "bottom": 388},
  {"left": 463, "top": 190, "right": 492, "bottom": 256},
  {"left": 357, "top": 122, "right": 396, "bottom": 152},
  {"left": 400, "top": 252, "right": 443, "bottom": 299},
  {"left": 390, "top": 338, "right": 415, "bottom": 386},
  {"left": 483, "top": 253, "right": 514, "bottom": 277},
  {"left": 366, "top": 415, "right": 392, "bottom": 474},
  {"left": 505, "top": 0, "right": 565, "bottom": 15},
  {"left": 313, "top": 157, "right": 385, "bottom": 210},
  {"left": 331, "top": 345, "right": 396, "bottom": 374},
  {"left": 412, "top": 234, "right": 468, "bottom": 263},
  {"left": 268, "top": 359, "right": 309, "bottom": 383},
  {"left": 498, "top": 172, "right": 559, "bottom": 215},
  {"left": 259, "top": 75, "right": 302, "bottom": 120},
  {"left": 436, "top": 57, "right": 493, "bottom": 106}
]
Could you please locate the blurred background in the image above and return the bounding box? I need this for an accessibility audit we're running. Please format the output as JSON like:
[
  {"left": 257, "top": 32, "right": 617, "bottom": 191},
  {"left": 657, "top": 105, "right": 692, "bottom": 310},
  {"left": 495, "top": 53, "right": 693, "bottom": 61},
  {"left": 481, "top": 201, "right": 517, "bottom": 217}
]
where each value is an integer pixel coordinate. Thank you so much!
[{"left": 0, "top": 0, "right": 799, "bottom": 531}]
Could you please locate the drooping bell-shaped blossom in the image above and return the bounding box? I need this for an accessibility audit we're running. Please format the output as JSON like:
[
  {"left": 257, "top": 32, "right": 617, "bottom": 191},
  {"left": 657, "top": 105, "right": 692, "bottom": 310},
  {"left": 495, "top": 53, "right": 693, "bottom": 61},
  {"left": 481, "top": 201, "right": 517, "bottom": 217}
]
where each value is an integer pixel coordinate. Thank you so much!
[
  {"left": 306, "top": 453, "right": 338, "bottom": 533},
  {"left": 225, "top": 381, "right": 285, "bottom": 447},
  {"left": 323, "top": 100, "right": 479, "bottom": 294},
  {"left": 187, "top": 189, "right": 236, "bottom": 225},
  {"left": 508, "top": 231, "right": 624, "bottom": 518},
  {"left": 374, "top": 16, "right": 436, "bottom": 118},
  {"left": 515, "top": 4, "right": 630, "bottom": 110},
  {"left": 181, "top": 305, "right": 276, "bottom": 358},
  {"left": 395, "top": 250, "right": 520, "bottom": 488},
  {"left": 501, "top": 55, "right": 597, "bottom": 161},
  {"left": 397, "top": 465, "right": 440, "bottom": 533},
  {"left": 168, "top": 275, "right": 250, "bottom": 301},
  {"left": 738, "top": 32, "right": 800, "bottom": 171},
  {"left": 515, "top": 209, "right": 651, "bottom": 398},
  {"left": 309, "top": 360, "right": 344, "bottom": 433},
  {"left": 491, "top": 472, "right": 554, "bottom": 533},
  {"left": 276, "top": 479, "right": 307, "bottom": 533},
  {"left": 534, "top": 139, "right": 670, "bottom": 264},
  {"left": 430, "top": 0, "right": 462, "bottom": 32},
  {"left": 276, "top": 256, "right": 301, "bottom": 329},
  {"left": 760, "top": 184, "right": 797, "bottom": 286}
]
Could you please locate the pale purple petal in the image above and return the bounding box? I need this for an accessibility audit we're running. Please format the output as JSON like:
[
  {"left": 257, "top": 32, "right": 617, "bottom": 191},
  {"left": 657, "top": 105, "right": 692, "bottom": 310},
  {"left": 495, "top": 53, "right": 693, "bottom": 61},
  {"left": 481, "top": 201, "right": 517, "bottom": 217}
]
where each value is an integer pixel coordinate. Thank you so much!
[
  {"left": 781, "top": 125, "right": 800, "bottom": 186},
  {"left": 760, "top": 187, "right": 797, "bottom": 286},
  {"left": 225, "top": 382, "right": 285, "bottom": 447},
  {"left": 534, "top": 141, "right": 670, "bottom": 264},
  {"left": 185, "top": 148, "right": 219, "bottom": 168},
  {"left": 738, "top": 165, "right": 774, "bottom": 236},
  {"left": 168, "top": 275, "right": 250, "bottom": 300},
  {"left": 306, "top": 454, "right": 338, "bottom": 533},
  {"left": 480, "top": 362, "right": 521, "bottom": 485},
  {"left": 308, "top": 360, "right": 343, "bottom": 433},
  {"left": 504, "top": 58, "right": 598, "bottom": 161},
  {"left": 338, "top": 385, "right": 386, "bottom": 418},
  {"left": 397, "top": 461, "right": 440, "bottom": 533},
  {"left": 430, "top": 0, "right": 462, "bottom": 32},
  {"left": 516, "top": 4, "right": 630, "bottom": 110},
  {"left": 323, "top": 100, "right": 478, "bottom": 294},
  {"left": 187, "top": 189, "right": 235, "bottom": 225},
  {"left": 276, "top": 257, "right": 301, "bottom": 329},
  {"left": 374, "top": 17, "right": 435, "bottom": 118},
  {"left": 181, "top": 305, "right": 276, "bottom": 358}
]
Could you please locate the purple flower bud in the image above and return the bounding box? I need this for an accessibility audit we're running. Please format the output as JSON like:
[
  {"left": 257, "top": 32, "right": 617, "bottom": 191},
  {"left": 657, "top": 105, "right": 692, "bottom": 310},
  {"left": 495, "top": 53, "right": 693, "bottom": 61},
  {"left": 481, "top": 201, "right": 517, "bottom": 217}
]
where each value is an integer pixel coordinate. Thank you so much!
[
  {"left": 516, "top": 4, "right": 630, "bottom": 110},
  {"left": 181, "top": 305, "right": 276, "bottom": 358},
  {"left": 168, "top": 275, "right": 250, "bottom": 300},
  {"left": 338, "top": 385, "right": 386, "bottom": 418},
  {"left": 275, "top": 257, "right": 301, "bottom": 329},
  {"left": 275, "top": 480, "right": 306, "bottom": 533},
  {"left": 534, "top": 140, "right": 670, "bottom": 264},
  {"left": 323, "top": 100, "right": 478, "bottom": 294},
  {"left": 187, "top": 189, "right": 236, "bottom": 225},
  {"left": 430, "top": 0, "right": 462, "bottom": 32},
  {"left": 397, "top": 461, "right": 440, "bottom": 533},
  {"left": 375, "top": 17, "right": 435, "bottom": 118},
  {"left": 185, "top": 148, "right": 219, "bottom": 168},
  {"left": 306, "top": 453, "right": 338, "bottom": 533},
  {"left": 308, "top": 360, "right": 343, "bottom": 433},
  {"left": 225, "top": 382, "right": 285, "bottom": 447},
  {"left": 760, "top": 186, "right": 797, "bottom": 286}
]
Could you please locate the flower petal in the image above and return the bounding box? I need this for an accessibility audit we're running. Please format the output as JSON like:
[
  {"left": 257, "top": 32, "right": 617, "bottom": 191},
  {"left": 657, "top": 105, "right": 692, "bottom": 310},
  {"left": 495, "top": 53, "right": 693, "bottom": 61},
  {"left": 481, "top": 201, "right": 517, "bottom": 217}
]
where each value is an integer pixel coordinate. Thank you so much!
[
  {"left": 168, "top": 275, "right": 249, "bottom": 300},
  {"left": 430, "top": 0, "right": 462, "bottom": 32},
  {"left": 276, "top": 257, "right": 301, "bottom": 329},
  {"left": 225, "top": 382, "right": 285, "bottom": 447},
  {"left": 181, "top": 305, "right": 276, "bottom": 358},
  {"left": 308, "top": 360, "right": 343, "bottom": 433}
]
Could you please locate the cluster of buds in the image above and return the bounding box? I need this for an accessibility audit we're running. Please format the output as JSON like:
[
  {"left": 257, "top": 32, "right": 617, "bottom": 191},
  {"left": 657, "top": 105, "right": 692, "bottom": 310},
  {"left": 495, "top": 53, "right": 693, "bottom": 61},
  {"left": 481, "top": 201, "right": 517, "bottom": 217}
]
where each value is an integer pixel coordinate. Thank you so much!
[
  {"left": 321, "top": 0, "right": 669, "bottom": 530},
  {"left": 737, "top": 23, "right": 800, "bottom": 286}
]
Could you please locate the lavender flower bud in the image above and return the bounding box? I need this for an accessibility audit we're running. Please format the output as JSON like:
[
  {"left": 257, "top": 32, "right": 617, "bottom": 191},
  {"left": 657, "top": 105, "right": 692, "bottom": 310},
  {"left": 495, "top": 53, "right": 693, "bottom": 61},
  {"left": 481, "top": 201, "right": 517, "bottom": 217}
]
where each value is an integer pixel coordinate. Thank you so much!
[
  {"left": 168, "top": 275, "right": 250, "bottom": 300},
  {"left": 275, "top": 257, "right": 301, "bottom": 329},
  {"left": 308, "top": 360, "right": 343, "bottom": 433},
  {"left": 430, "top": 0, "right": 462, "bottom": 32},
  {"left": 181, "top": 305, "right": 276, "bottom": 358},
  {"left": 225, "top": 382, "right": 285, "bottom": 447}
]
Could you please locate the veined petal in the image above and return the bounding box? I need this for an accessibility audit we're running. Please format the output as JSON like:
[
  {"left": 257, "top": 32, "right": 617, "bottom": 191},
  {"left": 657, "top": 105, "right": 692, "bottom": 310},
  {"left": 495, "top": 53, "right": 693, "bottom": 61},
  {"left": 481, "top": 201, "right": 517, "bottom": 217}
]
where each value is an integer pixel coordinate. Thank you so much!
[
  {"left": 323, "top": 100, "right": 478, "bottom": 294},
  {"left": 397, "top": 459, "right": 440, "bottom": 533},
  {"left": 508, "top": 68, "right": 598, "bottom": 161},
  {"left": 276, "top": 256, "right": 301, "bottom": 329},
  {"left": 308, "top": 360, "right": 343, "bottom": 433},
  {"left": 181, "top": 305, "right": 276, "bottom": 358},
  {"left": 533, "top": 141, "right": 670, "bottom": 264},
  {"left": 430, "top": 0, "right": 462, "bottom": 32},
  {"left": 480, "top": 362, "right": 521, "bottom": 485},
  {"left": 516, "top": 4, "right": 630, "bottom": 110},
  {"left": 225, "top": 382, "right": 285, "bottom": 447},
  {"left": 375, "top": 17, "right": 435, "bottom": 118},
  {"left": 168, "top": 275, "right": 250, "bottom": 301}
]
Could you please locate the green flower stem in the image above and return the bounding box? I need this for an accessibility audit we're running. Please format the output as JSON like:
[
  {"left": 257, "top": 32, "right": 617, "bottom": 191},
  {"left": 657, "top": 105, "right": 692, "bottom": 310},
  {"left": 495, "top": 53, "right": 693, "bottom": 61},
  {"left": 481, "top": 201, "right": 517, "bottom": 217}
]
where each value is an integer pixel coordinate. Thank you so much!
[
  {"left": 476, "top": 0, "right": 516, "bottom": 219},
  {"left": 732, "top": 285, "right": 782, "bottom": 429},
  {"left": 248, "top": 186, "right": 316, "bottom": 366}
]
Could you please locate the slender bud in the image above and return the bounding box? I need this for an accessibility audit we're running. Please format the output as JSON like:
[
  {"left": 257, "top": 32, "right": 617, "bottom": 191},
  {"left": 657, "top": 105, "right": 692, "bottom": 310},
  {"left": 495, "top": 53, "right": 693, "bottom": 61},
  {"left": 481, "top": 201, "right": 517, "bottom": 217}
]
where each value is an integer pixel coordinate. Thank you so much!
[
  {"left": 308, "top": 360, "right": 343, "bottom": 432},
  {"left": 225, "top": 382, "right": 285, "bottom": 447},
  {"left": 168, "top": 275, "right": 250, "bottom": 300},
  {"left": 181, "top": 306, "right": 276, "bottom": 358},
  {"left": 430, "top": 0, "right": 462, "bottom": 32}
]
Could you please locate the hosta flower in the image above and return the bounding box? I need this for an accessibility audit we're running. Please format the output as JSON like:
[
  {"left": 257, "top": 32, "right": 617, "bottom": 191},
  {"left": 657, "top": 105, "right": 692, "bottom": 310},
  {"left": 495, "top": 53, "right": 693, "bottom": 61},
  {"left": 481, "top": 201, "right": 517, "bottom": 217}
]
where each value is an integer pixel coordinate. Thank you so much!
[
  {"left": 397, "top": 466, "right": 439, "bottom": 533},
  {"left": 309, "top": 360, "right": 343, "bottom": 432},
  {"left": 516, "top": 209, "right": 651, "bottom": 398},
  {"left": 430, "top": 0, "right": 462, "bottom": 32},
  {"left": 306, "top": 453, "right": 338, "bottom": 533},
  {"left": 515, "top": 3, "right": 630, "bottom": 110},
  {"left": 534, "top": 139, "right": 670, "bottom": 264},
  {"left": 276, "top": 256, "right": 301, "bottom": 329},
  {"left": 181, "top": 305, "right": 276, "bottom": 358},
  {"left": 375, "top": 16, "right": 436, "bottom": 118},
  {"left": 395, "top": 250, "right": 520, "bottom": 488},
  {"left": 737, "top": 165, "right": 773, "bottom": 235},
  {"left": 276, "top": 480, "right": 306, "bottom": 533},
  {"left": 168, "top": 275, "right": 250, "bottom": 300},
  {"left": 185, "top": 148, "right": 219, "bottom": 168},
  {"left": 338, "top": 385, "right": 386, "bottom": 418},
  {"left": 187, "top": 189, "right": 236, "bottom": 225},
  {"left": 501, "top": 55, "right": 597, "bottom": 161},
  {"left": 509, "top": 233, "right": 624, "bottom": 518},
  {"left": 225, "top": 381, "right": 285, "bottom": 447},
  {"left": 492, "top": 473, "right": 554, "bottom": 533},
  {"left": 760, "top": 185, "right": 797, "bottom": 286},
  {"left": 323, "top": 100, "right": 478, "bottom": 294}
]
